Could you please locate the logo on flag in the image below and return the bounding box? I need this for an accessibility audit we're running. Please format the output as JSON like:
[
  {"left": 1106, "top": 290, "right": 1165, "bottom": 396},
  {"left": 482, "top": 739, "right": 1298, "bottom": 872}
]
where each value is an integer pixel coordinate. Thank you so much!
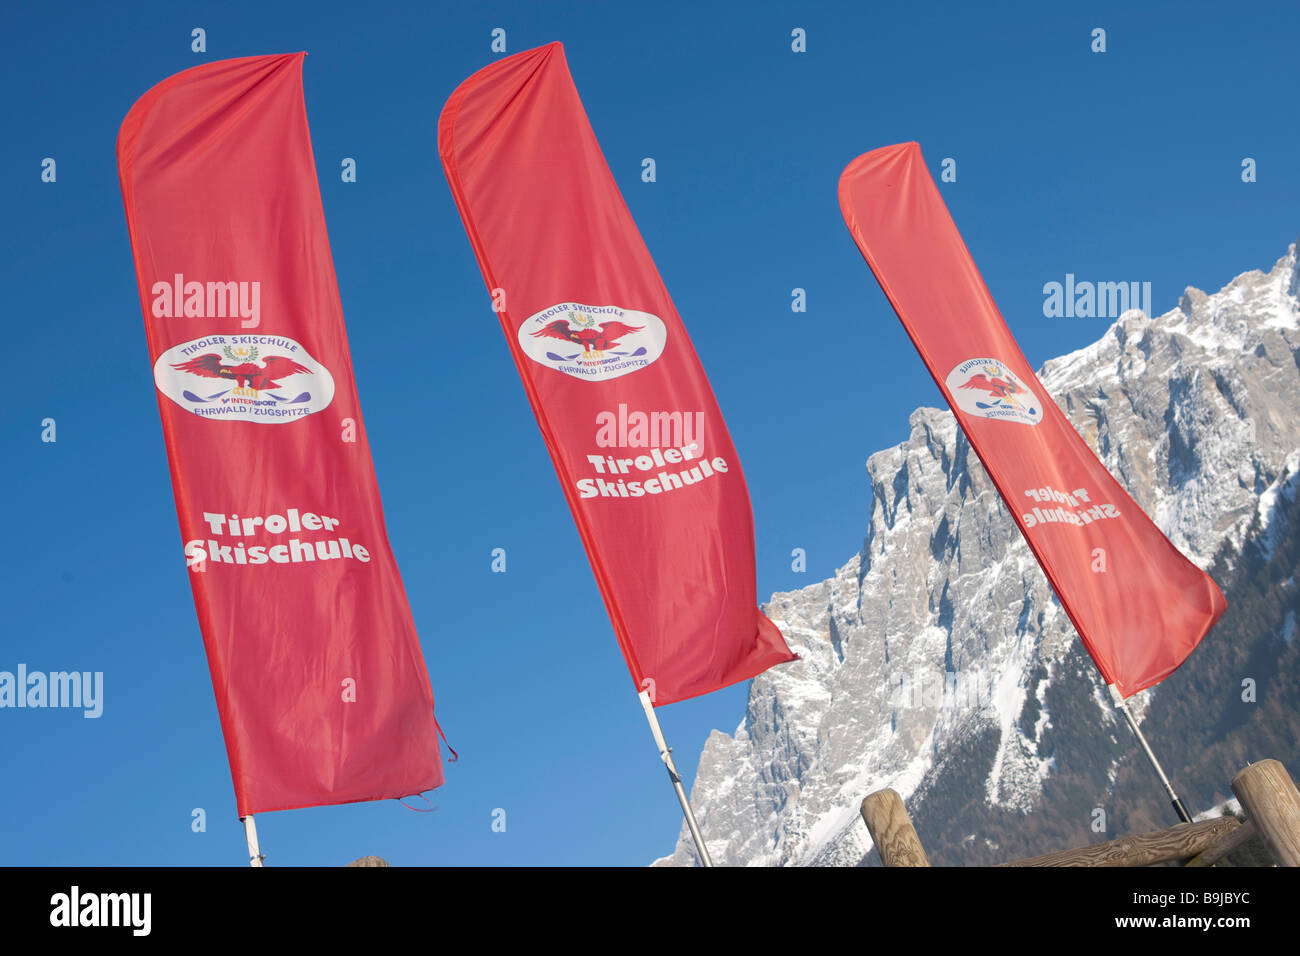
[
  {"left": 154, "top": 333, "right": 336, "bottom": 422},
  {"left": 517, "top": 302, "right": 667, "bottom": 381},
  {"left": 946, "top": 357, "right": 1042, "bottom": 426}
]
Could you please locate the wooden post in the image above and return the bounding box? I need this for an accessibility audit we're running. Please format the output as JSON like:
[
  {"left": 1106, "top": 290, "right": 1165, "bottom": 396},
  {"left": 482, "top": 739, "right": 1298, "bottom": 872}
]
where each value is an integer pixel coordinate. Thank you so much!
[
  {"left": 860, "top": 789, "right": 930, "bottom": 867},
  {"left": 1000, "top": 817, "right": 1237, "bottom": 867},
  {"left": 1232, "top": 759, "right": 1300, "bottom": 867}
]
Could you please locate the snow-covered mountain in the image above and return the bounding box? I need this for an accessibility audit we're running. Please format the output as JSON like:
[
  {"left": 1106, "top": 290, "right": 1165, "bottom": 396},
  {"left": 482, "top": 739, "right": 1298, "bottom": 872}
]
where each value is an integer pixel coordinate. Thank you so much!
[{"left": 655, "top": 241, "right": 1300, "bottom": 867}]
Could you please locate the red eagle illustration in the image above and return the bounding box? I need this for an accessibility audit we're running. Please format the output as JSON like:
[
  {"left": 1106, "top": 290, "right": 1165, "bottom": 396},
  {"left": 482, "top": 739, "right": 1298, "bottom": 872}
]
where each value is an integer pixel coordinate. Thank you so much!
[
  {"left": 531, "top": 317, "right": 643, "bottom": 358},
  {"left": 958, "top": 371, "right": 1025, "bottom": 401},
  {"left": 172, "top": 354, "right": 310, "bottom": 391}
]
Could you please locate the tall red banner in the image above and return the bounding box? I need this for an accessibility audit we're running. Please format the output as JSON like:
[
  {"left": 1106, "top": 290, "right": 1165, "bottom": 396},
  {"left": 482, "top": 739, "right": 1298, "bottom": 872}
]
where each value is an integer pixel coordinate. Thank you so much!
[
  {"left": 839, "top": 142, "right": 1225, "bottom": 697},
  {"left": 118, "top": 53, "right": 445, "bottom": 815},
  {"left": 439, "top": 43, "right": 795, "bottom": 706}
]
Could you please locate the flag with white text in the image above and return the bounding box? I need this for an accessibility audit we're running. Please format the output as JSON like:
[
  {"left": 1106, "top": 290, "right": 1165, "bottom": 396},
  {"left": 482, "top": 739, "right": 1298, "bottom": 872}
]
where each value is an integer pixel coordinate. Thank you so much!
[
  {"left": 838, "top": 141, "right": 1226, "bottom": 696},
  {"left": 439, "top": 42, "right": 796, "bottom": 706},
  {"left": 118, "top": 53, "right": 446, "bottom": 815}
]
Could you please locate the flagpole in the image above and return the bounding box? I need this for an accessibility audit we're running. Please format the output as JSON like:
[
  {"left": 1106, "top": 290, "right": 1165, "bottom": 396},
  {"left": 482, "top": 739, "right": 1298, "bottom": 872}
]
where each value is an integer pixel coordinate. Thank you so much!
[
  {"left": 1109, "top": 685, "right": 1193, "bottom": 824},
  {"left": 241, "top": 815, "right": 265, "bottom": 867},
  {"left": 638, "top": 690, "right": 715, "bottom": 867}
]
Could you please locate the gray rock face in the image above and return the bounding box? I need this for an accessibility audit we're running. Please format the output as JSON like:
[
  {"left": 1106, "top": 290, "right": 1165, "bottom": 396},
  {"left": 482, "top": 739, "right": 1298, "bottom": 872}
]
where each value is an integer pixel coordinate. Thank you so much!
[{"left": 655, "top": 242, "right": 1300, "bottom": 867}]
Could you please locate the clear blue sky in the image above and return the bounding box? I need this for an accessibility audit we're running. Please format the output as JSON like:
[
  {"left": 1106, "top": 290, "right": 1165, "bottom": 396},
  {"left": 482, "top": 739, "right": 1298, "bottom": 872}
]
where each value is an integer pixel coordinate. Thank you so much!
[{"left": 2, "top": 0, "right": 1297, "bottom": 866}]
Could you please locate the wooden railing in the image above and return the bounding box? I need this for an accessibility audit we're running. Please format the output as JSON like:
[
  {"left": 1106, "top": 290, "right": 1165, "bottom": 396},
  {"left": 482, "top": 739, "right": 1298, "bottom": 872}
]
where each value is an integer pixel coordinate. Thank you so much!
[{"left": 860, "top": 758, "right": 1300, "bottom": 867}]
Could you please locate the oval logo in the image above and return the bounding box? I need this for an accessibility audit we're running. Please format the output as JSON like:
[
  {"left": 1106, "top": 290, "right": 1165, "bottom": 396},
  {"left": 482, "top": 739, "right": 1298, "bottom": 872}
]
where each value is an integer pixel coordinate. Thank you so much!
[
  {"left": 517, "top": 302, "right": 666, "bottom": 382},
  {"left": 154, "top": 334, "right": 336, "bottom": 423},
  {"left": 945, "top": 357, "right": 1042, "bottom": 426}
]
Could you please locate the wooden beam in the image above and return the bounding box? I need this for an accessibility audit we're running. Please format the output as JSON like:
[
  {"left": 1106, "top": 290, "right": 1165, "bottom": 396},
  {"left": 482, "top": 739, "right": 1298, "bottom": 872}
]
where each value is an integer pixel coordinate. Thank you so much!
[
  {"left": 1185, "top": 819, "right": 1255, "bottom": 867},
  {"left": 1232, "top": 759, "right": 1300, "bottom": 867},
  {"left": 1000, "top": 817, "right": 1237, "bottom": 867},
  {"left": 860, "top": 789, "right": 930, "bottom": 867}
]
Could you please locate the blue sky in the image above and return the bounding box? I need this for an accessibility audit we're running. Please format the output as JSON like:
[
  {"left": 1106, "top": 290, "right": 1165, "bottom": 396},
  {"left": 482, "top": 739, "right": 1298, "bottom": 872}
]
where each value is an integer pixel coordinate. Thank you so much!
[{"left": 2, "top": 0, "right": 1297, "bottom": 866}]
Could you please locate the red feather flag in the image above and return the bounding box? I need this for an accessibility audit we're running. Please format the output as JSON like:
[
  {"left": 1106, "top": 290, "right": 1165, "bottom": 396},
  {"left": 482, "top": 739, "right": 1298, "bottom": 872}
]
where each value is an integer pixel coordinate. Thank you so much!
[
  {"left": 839, "top": 142, "right": 1226, "bottom": 697},
  {"left": 118, "top": 53, "right": 446, "bottom": 816},
  {"left": 439, "top": 42, "right": 796, "bottom": 706}
]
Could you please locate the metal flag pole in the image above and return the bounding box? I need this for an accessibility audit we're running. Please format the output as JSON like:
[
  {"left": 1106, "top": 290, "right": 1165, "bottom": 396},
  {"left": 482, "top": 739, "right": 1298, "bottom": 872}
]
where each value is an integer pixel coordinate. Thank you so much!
[
  {"left": 638, "top": 690, "right": 715, "bottom": 867},
  {"left": 241, "top": 815, "right": 266, "bottom": 867},
  {"left": 1109, "top": 685, "right": 1193, "bottom": 824}
]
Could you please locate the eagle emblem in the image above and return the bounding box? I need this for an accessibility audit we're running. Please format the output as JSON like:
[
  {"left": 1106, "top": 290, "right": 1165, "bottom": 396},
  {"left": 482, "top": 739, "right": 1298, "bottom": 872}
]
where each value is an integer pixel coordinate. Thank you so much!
[
  {"left": 957, "top": 365, "right": 1028, "bottom": 406},
  {"left": 945, "top": 358, "right": 1041, "bottom": 425},
  {"left": 530, "top": 311, "right": 644, "bottom": 360},
  {"left": 172, "top": 344, "right": 310, "bottom": 392}
]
